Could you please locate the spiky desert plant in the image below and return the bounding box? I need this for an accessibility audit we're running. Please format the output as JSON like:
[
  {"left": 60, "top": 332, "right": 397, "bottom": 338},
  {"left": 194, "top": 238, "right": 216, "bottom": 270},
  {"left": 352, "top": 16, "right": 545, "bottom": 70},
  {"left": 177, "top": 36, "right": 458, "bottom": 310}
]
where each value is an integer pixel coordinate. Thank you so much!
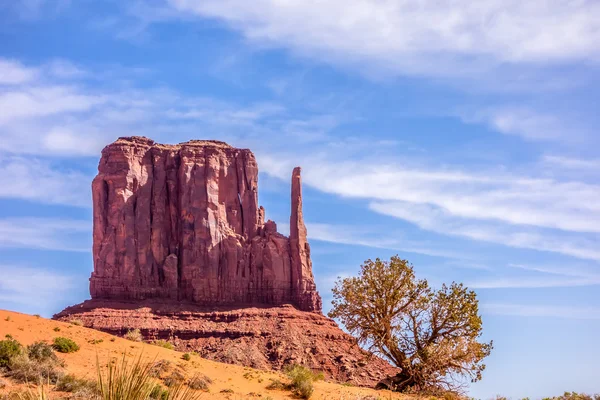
[
  {"left": 96, "top": 354, "right": 203, "bottom": 400},
  {"left": 97, "top": 354, "right": 155, "bottom": 400}
]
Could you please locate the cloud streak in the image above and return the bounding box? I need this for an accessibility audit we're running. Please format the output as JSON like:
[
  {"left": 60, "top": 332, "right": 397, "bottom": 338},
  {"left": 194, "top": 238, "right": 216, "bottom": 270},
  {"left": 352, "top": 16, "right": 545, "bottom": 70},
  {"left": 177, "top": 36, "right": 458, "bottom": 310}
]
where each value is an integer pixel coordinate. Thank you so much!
[{"left": 0, "top": 217, "right": 91, "bottom": 252}]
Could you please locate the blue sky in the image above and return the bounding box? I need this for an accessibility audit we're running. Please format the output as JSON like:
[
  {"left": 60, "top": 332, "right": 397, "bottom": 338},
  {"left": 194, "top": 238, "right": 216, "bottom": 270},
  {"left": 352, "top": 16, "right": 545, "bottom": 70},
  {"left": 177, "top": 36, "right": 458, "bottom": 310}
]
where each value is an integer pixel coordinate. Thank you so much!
[{"left": 1, "top": 0, "right": 599, "bottom": 397}]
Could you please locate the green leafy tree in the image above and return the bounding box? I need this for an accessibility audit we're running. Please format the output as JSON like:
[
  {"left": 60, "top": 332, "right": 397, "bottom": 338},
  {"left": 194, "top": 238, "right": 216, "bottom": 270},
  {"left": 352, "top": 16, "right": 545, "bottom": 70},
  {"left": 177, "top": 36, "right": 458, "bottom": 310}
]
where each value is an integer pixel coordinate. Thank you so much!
[{"left": 328, "top": 256, "right": 492, "bottom": 393}]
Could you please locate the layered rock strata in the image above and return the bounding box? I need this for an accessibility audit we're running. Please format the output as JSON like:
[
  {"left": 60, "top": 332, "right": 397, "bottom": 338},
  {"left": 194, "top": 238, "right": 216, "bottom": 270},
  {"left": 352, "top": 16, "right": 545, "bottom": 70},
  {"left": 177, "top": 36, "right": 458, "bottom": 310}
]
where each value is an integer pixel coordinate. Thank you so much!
[
  {"left": 55, "top": 300, "right": 399, "bottom": 386},
  {"left": 89, "top": 137, "right": 321, "bottom": 312}
]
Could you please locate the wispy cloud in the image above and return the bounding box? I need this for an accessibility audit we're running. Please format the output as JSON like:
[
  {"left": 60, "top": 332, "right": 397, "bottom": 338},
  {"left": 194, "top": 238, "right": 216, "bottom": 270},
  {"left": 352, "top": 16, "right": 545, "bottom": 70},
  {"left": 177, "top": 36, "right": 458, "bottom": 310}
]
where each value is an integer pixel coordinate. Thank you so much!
[
  {"left": 0, "top": 157, "right": 92, "bottom": 207},
  {"left": 166, "top": 0, "right": 600, "bottom": 78},
  {"left": 481, "top": 304, "right": 600, "bottom": 320},
  {"left": 369, "top": 200, "right": 600, "bottom": 262},
  {"left": 0, "top": 217, "right": 90, "bottom": 251}
]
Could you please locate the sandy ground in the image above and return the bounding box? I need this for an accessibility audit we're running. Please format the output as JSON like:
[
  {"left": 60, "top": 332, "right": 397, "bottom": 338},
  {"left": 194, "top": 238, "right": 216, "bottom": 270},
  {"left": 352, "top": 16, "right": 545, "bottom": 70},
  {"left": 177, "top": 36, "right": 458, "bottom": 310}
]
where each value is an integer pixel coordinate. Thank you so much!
[{"left": 0, "top": 309, "right": 409, "bottom": 400}]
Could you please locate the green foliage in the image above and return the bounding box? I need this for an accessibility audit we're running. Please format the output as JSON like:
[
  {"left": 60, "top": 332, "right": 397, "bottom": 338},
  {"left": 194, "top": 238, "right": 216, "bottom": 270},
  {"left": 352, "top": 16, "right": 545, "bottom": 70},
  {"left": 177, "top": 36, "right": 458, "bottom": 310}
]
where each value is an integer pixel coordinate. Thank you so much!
[
  {"left": 0, "top": 337, "right": 23, "bottom": 368},
  {"left": 124, "top": 329, "right": 143, "bottom": 342},
  {"left": 329, "top": 255, "right": 493, "bottom": 393},
  {"left": 53, "top": 327, "right": 60, "bottom": 332},
  {"left": 152, "top": 340, "right": 174, "bottom": 350},
  {"left": 181, "top": 353, "right": 191, "bottom": 361},
  {"left": 69, "top": 319, "right": 83, "bottom": 326},
  {"left": 284, "top": 364, "right": 322, "bottom": 399},
  {"left": 52, "top": 337, "right": 80, "bottom": 353}
]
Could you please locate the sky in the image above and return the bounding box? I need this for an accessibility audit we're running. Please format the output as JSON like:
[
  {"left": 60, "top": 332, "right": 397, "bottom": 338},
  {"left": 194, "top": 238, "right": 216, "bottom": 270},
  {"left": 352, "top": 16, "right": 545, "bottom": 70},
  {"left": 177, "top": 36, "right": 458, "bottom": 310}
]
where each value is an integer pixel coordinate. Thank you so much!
[{"left": 0, "top": 0, "right": 599, "bottom": 398}]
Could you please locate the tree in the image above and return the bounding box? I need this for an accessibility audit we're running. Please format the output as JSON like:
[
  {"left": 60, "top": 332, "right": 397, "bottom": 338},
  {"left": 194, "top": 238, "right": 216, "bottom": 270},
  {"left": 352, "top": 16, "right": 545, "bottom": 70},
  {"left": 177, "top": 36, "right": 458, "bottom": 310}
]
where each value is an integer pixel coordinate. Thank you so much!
[{"left": 328, "top": 255, "right": 492, "bottom": 393}]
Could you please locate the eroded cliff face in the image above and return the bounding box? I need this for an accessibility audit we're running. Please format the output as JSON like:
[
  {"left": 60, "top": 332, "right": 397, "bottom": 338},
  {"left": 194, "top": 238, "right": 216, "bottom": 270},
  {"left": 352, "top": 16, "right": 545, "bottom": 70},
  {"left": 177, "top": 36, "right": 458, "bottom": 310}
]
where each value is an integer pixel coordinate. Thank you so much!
[{"left": 89, "top": 136, "right": 321, "bottom": 312}]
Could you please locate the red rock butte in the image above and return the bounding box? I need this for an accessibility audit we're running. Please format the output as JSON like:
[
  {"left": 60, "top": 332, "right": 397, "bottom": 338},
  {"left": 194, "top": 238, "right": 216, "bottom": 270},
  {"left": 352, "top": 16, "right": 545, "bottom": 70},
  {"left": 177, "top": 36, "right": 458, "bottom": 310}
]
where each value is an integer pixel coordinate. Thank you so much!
[
  {"left": 89, "top": 136, "right": 321, "bottom": 312},
  {"left": 55, "top": 136, "right": 399, "bottom": 386}
]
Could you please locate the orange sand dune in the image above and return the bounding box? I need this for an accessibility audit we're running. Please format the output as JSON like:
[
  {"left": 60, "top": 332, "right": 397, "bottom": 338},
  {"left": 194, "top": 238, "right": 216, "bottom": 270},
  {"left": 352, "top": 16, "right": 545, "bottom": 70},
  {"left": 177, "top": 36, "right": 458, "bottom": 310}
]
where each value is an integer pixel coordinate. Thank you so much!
[{"left": 0, "top": 310, "right": 408, "bottom": 400}]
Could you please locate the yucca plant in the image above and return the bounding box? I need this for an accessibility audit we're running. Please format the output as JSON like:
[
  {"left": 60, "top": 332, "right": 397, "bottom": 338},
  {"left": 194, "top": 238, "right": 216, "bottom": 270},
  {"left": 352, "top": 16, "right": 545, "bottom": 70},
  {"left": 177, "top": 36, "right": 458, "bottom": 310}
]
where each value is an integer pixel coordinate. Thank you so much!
[
  {"left": 96, "top": 353, "right": 203, "bottom": 400},
  {"left": 97, "top": 354, "right": 155, "bottom": 400}
]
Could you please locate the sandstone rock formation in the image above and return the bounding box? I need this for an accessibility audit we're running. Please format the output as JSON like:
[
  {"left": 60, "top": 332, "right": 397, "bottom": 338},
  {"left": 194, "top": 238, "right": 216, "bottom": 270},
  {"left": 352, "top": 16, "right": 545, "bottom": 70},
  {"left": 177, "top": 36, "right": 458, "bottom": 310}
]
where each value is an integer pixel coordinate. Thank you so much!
[
  {"left": 56, "top": 136, "right": 399, "bottom": 386},
  {"left": 89, "top": 136, "right": 321, "bottom": 312},
  {"left": 55, "top": 300, "right": 400, "bottom": 386}
]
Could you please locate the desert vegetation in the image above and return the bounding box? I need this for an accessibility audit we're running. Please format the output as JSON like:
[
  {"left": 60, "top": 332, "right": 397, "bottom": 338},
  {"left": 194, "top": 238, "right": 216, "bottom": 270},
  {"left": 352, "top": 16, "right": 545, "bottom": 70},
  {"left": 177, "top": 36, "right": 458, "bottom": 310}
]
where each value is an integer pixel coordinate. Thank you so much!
[
  {"left": 329, "top": 255, "right": 493, "bottom": 394},
  {"left": 265, "top": 363, "right": 324, "bottom": 399}
]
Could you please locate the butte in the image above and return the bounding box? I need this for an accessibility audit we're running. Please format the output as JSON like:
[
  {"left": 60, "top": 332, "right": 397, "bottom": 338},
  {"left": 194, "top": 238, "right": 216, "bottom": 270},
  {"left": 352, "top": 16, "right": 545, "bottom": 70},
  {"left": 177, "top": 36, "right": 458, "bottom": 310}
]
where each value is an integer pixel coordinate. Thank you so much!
[{"left": 54, "top": 136, "right": 398, "bottom": 386}]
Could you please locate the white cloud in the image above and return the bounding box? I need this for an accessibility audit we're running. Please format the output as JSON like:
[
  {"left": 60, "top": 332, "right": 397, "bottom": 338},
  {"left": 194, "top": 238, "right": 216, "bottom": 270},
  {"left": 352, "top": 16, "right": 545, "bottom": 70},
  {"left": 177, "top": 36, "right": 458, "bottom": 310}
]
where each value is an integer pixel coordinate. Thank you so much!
[
  {"left": 0, "top": 157, "right": 91, "bottom": 207},
  {"left": 542, "top": 155, "right": 600, "bottom": 170},
  {"left": 369, "top": 200, "right": 600, "bottom": 262},
  {"left": 167, "top": 0, "right": 600, "bottom": 78},
  {"left": 481, "top": 304, "right": 600, "bottom": 320},
  {"left": 0, "top": 217, "right": 90, "bottom": 252},
  {"left": 304, "top": 222, "right": 468, "bottom": 260},
  {"left": 0, "top": 59, "right": 39, "bottom": 85}
]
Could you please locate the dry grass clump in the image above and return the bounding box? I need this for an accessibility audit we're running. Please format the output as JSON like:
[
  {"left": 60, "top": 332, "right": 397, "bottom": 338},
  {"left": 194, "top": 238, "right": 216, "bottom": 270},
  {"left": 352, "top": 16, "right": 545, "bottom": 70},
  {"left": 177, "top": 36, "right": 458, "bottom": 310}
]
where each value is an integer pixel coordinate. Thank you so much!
[
  {"left": 152, "top": 340, "right": 174, "bottom": 350},
  {"left": 56, "top": 373, "right": 98, "bottom": 396},
  {"left": 124, "top": 329, "right": 143, "bottom": 342},
  {"left": 187, "top": 374, "right": 212, "bottom": 391}
]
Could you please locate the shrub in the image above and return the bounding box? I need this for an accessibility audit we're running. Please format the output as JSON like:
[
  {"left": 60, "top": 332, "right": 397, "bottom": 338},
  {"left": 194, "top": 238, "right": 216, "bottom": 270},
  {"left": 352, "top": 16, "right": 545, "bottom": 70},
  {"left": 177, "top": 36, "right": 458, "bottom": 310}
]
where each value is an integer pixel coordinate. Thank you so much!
[
  {"left": 53, "top": 327, "right": 61, "bottom": 332},
  {"left": 4, "top": 316, "right": 10, "bottom": 322},
  {"left": 163, "top": 370, "right": 186, "bottom": 388},
  {"left": 124, "top": 329, "right": 143, "bottom": 342},
  {"left": 0, "top": 337, "right": 23, "bottom": 367},
  {"left": 283, "top": 364, "right": 323, "bottom": 399},
  {"left": 69, "top": 319, "right": 83, "bottom": 326},
  {"left": 181, "top": 353, "right": 191, "bottom": 361},
  {"left": 52, "top": 337, "right": 80, "bottom": 353},
  {"left": 187, "top": 374, "right": 212, "bottom": 391},
  {"left": 150, "top": 384, "right": 168, "bottom": 400},
  {"left": 149, "top": 360, "right": 172, "bottom": 378},
  {"left": 56, "top": 373, "right": 98, "bottom": 395},
  {"left": 27, "top": 342, "right": 58, "bottom": 363},
  {"left": 152, "top": 340, "right": 174, "bottom": 350},
  {"left": 7, "top": 353, "right": 64, "bottom": 384}
]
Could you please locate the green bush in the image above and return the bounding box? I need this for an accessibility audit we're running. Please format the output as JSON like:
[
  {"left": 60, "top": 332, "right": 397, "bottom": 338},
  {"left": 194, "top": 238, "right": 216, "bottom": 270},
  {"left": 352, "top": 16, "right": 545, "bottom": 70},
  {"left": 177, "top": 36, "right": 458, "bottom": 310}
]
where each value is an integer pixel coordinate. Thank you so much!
[
  {"left": 283, "top": 364, "right": 323, "bottom": 399},
  {"left": 181, "top": 353, "right": 191, "bottom": 361},
  {"left": 0, "top": 337, "right": 23, "bottom": 367},
  {"left": 152, "top": 340, "right": 174, "bottom": 350},
  {"left": 27, "top": 342, "right": 58, "bottom": 363},
  {"left": 52, "top": 337, "right": 80, "bottom": 353}
]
